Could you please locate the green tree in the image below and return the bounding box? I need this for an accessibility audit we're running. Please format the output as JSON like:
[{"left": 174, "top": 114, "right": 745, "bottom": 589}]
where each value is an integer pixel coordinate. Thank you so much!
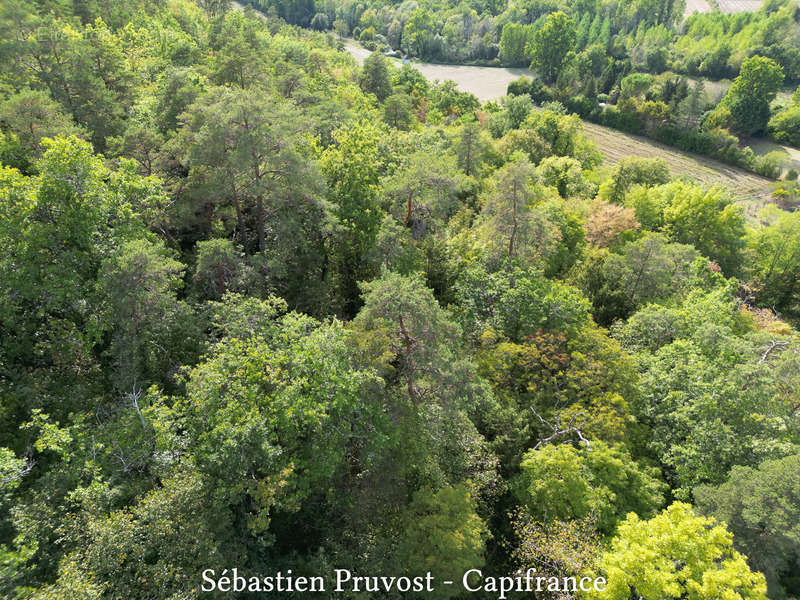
[
  {"left": 359, "top": 52, "right": 393, "bottom": 101},
  {"left": 635, "top": 308, "right": 799, "bottom": 493},
  {"left": 374, "top": 215, "right": 423, "bottom": 273},
  {"left": 475, "top": 154, "right": 560, "bottom": 267},
  {"left": 504, "top": 94, "right": 533, "bottom": 130},
  {"left": 768, "top": 104, "right": 800, "bottom": 147},
  {"left": 383, "top": 93, "right": 415, "bottom": 130},
  {"left": 599, "top": 156, "right": 670, "bottom": 204},
  {"left": 455, "top": 265, "right": 593, "bottom": 343},
  {"left": 634, "top": 181, "right": 747, "bottom": 275},
  {"left": 527, "top": 12, "right": 576, "bottom": 84},
  {"left": 678, "top": 79, "right": 707, "bottom": 127},
  {"left": 501, "top": 110, "right": 601, "bottom": 168},
  {"left": 319, "top": 121, "right": 384, "bottom": 316},
  {"left": 512, "top": 513, "right": 601, "bottom": 590},
  {"left": 310, "top": 12, "right": 329, "bottom": 30},
  {"left": 536, "top": 156, "right": 589, "bottom": 198},
  {"left": 29, "top": 557, "right": 104, "bottom": 600},
  {"left": 353, "top": 272, "right": 473, "bottom": 405},
  {"left": 698, "top": 43, "right": 732, "bottom": 79},
  {"left": 515, "top": 441, "right": 664, "bottom": 534},
  {"left": 662, "top": 184, "right": 745, "bottom": 273},
  {"left": 403, "top": 10, "right": 436, "bottom": 59},
  {"left": 619, "top": 72, "right": 654, "bottom": 100},
  {"left": 383, "top": 150, "right": 464, "bottom": 234},
  {"left": 107, "top": 119, "right": 166, "bottom": 178},
  {"left": 26, "top": 17, "right": 135, "bottom": 150},
  {"left": 720, "top": 55, "right": 784, "bottom": 136},
  {"left": 500, "top": 23, "right": 533, "bottom": 67},
  {"left": 181, "top": 303, "right": 383, "bottom": 535},
  {"left": 602, "top": 233, "right": 700, "bottom": 309},
  {"left": 179, "top": 87, "right": 324, "bottom": 256},
  {"left": 152, "top": 67, "right": 205, "bottom": 134},
  {"left": 0, "top": 90, "right": 83, "bottom": 166},
  {"left": 49, "top": 471, "right": 236, "bottom": 600},
  {"left": 0, "top": 137, "right": 149, "bottom": 422},
  {"left": 351, "top": 272, "right": 500, "bottom": 501},
  {"left": 595, "top": 503, "right": 767, "bottom": 600},
  {"left": 454, "top": 121, "right": 489, "bottom": 177},
  {"left": 200, "top": 0, "right": 231, "bottom": 15},
  {"left": 192, "top": 238, "right": 245, "bottom": 300},
  {"left": 99, "top": 238, "right": 198, "bottom": 391},
  {"left": 746, "top": 207, "right": 800, "bottom": 314},
  {"left": 695, "top": 455, "right": 800, "bottom": 599}
]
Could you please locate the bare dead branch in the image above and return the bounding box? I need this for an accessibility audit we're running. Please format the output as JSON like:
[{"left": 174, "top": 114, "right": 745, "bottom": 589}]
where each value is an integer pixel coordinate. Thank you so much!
[
  {"left": 759, "top": 340, "right": 790, "bottom": 363},
  {"left": 531, "top": 407, "right": 591, "bottom": 451}
]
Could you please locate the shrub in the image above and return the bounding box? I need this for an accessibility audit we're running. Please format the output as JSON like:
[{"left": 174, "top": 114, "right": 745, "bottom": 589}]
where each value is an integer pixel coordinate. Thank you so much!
[{"left": 768, "top": 105, "right": 800, "bottom": 147}]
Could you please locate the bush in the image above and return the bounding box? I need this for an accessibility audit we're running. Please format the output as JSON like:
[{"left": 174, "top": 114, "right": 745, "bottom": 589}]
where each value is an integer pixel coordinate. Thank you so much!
[
  {"left": 753, "top": 151, "right": 786, "bottom": 179},
  {"left": 566, "top": 94, "right": 600, "bottom": 119},
  {"left": 507, "top": 76, "right": 532, "bottom": 97},
  {"left": 600, "top": 106, "right": 643, "bottom": 134},
  {"left": 528, "top": 78, "right": 554, "bottom": 104},
  {"left": 768, "top": 105, "right": 800, "bottom": 147}
]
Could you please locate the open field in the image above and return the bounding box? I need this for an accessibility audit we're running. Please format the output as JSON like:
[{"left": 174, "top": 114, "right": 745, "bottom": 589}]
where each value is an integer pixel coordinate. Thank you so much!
[
  {"left": 684, "top": 0, "right": 714, "bottom": 17},
  {"left": 683, "top": 0, "right": 764, "bottom": 18},
  {"left": 581, "top": 121, "right": 776, "bottom": 217},
  {"left": 343, "top": 40, "right": 530, "bottom": 102},
  {"left": 717, "top": 0, "right": 763, "bottom": 13}
]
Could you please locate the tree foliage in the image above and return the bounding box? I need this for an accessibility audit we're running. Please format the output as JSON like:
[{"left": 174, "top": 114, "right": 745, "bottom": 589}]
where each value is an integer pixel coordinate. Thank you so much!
[
  {"left": 596, "top": 503, "right": 768, "bottom": 600},
  {"left": 1, "top": 1, "right": 799, "bottom": 597}
]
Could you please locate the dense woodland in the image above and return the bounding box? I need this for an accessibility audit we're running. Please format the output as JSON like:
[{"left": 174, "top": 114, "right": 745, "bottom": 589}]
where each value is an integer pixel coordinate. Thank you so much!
[{"left": 0, "top": 0, "right": 799, "bottom": 599}]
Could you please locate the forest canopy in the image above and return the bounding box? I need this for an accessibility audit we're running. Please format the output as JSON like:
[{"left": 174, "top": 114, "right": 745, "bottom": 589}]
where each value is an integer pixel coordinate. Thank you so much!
[{"left": 0, "top": 0, "right": 798, "bottom": 599}]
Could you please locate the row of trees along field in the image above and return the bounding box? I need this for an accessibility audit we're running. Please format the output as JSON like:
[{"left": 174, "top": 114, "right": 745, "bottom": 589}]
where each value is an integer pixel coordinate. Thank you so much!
[
  {"left": 503, "top": 52, "right": 799, "bottom": 177},
  {"left": 251, "top": 0, "right": 800, "bottom": 156},
  {"left": 1, "top": 0, "right": 799, "bottom": 599}
]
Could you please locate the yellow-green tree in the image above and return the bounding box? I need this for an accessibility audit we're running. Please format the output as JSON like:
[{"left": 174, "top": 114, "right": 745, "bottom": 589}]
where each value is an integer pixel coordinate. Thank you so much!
[
  {"left": 515, "top": 441, "right": 665, "bottom": 534},
  {"left": 594, "top": 502, "right": 767, "bottom": 600}
]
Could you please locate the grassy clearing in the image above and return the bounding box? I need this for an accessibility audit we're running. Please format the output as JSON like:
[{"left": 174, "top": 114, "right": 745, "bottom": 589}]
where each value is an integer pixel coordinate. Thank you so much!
[
  {"left": 716, "top": 0, "right": 763, "bottom": 13},
  {"left": 683, "top": 0, "right": 764, "bottom": 19},
  {"left": 684, "top": 0, "right": 714, "bottom": 17},
  {"left": 580, "top": 121, "right": 775, "bottom": 217}
]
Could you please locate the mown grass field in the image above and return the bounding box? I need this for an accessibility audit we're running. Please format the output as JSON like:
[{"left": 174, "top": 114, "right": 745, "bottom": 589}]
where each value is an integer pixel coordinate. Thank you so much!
[
  {"left": 684, "top": 0, "right": 764, "bottom": 15},
  {"left": 716, "top": 0, "right": 763, "bottom": 13},
  {"left": 683, "top": 0, "right": 766, "bottom": 18},
  {"left": 581, "top": 121, "right": 775, "bottom": 216}
]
